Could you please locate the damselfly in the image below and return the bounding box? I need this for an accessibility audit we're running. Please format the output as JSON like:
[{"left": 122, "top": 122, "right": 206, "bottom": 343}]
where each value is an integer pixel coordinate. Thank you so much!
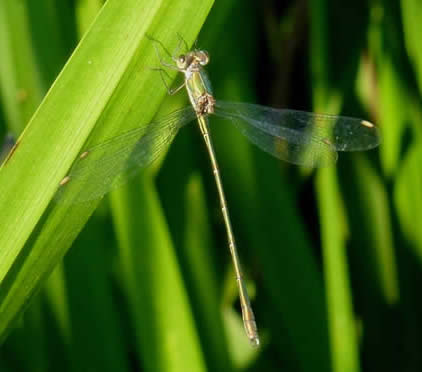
[{"left": 57, "top": 36, "right": 380, "bottom": 346}]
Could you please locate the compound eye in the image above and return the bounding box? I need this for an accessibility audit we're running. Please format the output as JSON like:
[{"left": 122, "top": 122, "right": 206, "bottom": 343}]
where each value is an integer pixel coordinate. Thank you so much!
[
  {"left": 177, "top": 55, "right": 186, "bottom": 68},
  {"left": 198, "top": 51, "right": 209, "bottom": 65}
]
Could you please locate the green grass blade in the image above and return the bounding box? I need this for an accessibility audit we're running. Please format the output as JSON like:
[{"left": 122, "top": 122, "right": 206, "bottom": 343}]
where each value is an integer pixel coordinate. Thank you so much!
[
  {"left": 0, "top": 0, "right": 45, "bottom": 133},
  {"left": 76, "top": 0, "right": 105, "bottom": 35},
  {"left": 394, "top": 143, "right": 422, "bottom": 259},
  {"left": 316, "top": 167, "right": 359, "bottom": 372},
  {"left": 111, "top": 174, "right": 207, "bottom": 372},
  {"left": 340, "top": 154, "right": 399, "bottom": 370},
  {"left": 206, "top": 2, "right": 331, "bottom": 370},
  {"left": 369, "top": 1, "right": 409, "bottom": 176},
  {"left": 401, "top": 0, "right": 422, "bottom": 93},
  {"left": 64, "top": 224, "right": 130, "bottom": 372},
  {"left": 182, "top": 174, "right": 233, "bottom": 371},
  {"left": 310, "top": 0, "right": 368, "bottom": 370},
  {"left": 0, "top": 0, "right": 213, "bottom": 341}
]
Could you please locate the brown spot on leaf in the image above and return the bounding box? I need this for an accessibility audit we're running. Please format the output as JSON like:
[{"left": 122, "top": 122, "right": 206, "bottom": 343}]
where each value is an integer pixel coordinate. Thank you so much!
[{"left": 59, "top": 176, "right": 71, "bottom": 186}]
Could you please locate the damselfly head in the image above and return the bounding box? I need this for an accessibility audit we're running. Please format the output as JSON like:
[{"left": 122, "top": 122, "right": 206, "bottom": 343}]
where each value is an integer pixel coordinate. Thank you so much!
[
  {"left": 176, "top": 50, "right": 209, "bottom": 70},
  {"left": 195, "top": 50, "right": 209, "bottom": 66}
]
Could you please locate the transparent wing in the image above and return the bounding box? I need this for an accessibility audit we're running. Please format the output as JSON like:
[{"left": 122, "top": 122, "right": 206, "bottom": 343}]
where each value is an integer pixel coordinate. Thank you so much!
[
  {"left": 55, "top": 106, "right": 196, "bottom": 204},
  {"left": 215, "top": 101, "right": 380, "bottom": 167}
]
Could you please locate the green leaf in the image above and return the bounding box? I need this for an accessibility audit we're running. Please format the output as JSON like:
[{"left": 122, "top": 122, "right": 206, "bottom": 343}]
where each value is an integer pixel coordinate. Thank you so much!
[
  {"left": 310, "top": 0, "right": 369, "bottom": 371},
  {"left": 394, "top": 143, "right": 422, "bottom": 260},
  {"left": 206, "top": 1, "right": 331, "bottom": 371},
  {"left": 0, "top": 0, "right": 45, "bottom": 133},
  {"left": 340, "top": 154, "right": 399, "bottom": 371},
  {"left": 182, "top": 174, "right": 233, "bottom": 371},
  {"left": 401, "top": 0, "right": 422, "bottom": 93},
  {"left": 111, "top": 174, "right": 207, "bottom": 372},
  {"left": 0, "top": 0, "right": 213, "bottom": 341},
  {"left": 369, "top": 0, "right": 410, "bottom": 176},
  {"left": 342, "top": 155, "right": 398, "bottom": 305}
]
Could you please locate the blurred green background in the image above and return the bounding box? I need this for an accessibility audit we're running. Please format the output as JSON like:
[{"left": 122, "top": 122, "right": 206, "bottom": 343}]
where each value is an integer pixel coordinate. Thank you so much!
[{"left": 1, "top": 0, "right": 421, "bottom": 371}]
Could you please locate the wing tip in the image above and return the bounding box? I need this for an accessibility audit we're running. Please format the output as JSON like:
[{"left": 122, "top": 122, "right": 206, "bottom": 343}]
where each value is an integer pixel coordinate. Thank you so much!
[{"left": 361, "top": 120, "right": 375, "bottom": 128}]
